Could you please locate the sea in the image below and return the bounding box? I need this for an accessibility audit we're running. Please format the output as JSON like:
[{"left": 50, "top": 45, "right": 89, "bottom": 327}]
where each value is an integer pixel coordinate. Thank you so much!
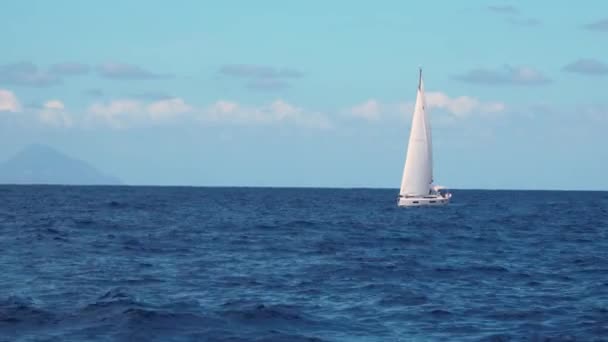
[{"left": 1, "top": 186, "right": 607, "bottom": 341}]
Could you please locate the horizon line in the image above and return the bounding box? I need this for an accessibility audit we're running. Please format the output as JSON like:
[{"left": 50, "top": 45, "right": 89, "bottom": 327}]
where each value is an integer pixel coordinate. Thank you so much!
[{"left": 0, "top": 183, "right": 606, "bottom": 192}]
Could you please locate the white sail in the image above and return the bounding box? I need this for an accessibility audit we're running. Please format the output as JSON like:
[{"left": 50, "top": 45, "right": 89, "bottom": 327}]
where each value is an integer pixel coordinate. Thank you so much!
[{"left": 399, "top": 69, "right": 433, "bottom": 196}]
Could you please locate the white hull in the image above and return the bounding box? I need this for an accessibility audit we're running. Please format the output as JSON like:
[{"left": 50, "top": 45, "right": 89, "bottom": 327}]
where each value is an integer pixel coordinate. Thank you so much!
[{"left": 397, "top": 193, "right": 451, "bottom": 207}]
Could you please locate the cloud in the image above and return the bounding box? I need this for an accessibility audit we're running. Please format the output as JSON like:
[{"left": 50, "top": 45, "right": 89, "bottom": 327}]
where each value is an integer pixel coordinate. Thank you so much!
[
  {"left": 87, "top": 97, "right": 330, "bottom": 129},
  {"left": 1, "top": 61, "right": 173, "bottom": 86},
  {"left": 38, "top": 100, "right": 73, "bottom": 127},
  {"left": 0, "top": 62, "right": 60, "bottom": 87},
  {"left": 88, "top": 99, "right": 140, "bottom": 128},
  {"left": 87, "top": 97, "right": 192, "bottom": 128},
  {"left": 425, "top": 92, "right": 505, "bottom": 118},
  {"left": 219, "top": 64, "right": 302, "bottom": 91},
  {"left": 584, "top": 18, "right": 608, "bottom": 31},
  {"left": 219, "top": 64, "right": 302, "bottom": 79},
  {"left": 349, "top": 100, "right": 381, "bottom": 121},
  {"left": 453, "top": 65, "right": 551, "bottom": 85},
  {"left": 84, "top": 88, "right": 104, "bottom": 97},
  {"left": 97, "top": 63, "right": 172, "bottom": 80},
  {"left": 486, "top": 5, "right": 539, "bottom": 27},
  {"left": 203, "top": 99, "right": 331, "bottom": 129},
  {"left": 0, "top": 89, "right": 21, "bottom": 112},
  {"left": 487, "top": 5, "right": 519, "bottom": 14},
  {"left": 87, "top": 89, "right": 172, "bottom": 99},
  {"left": 562, "top": 58, "right": 608, "bottom": 75},
  {"left": 349, "top": 93, "right": 505, "bottom": 122},
  {"left": 506, "top": 17, "right": 540, "bottom": 27},
  {"left": 50, "top": 62, "right": 90, "bottom": 76},
  {"left": 147, "top": 98, "right": 192, "bottom": 120}
]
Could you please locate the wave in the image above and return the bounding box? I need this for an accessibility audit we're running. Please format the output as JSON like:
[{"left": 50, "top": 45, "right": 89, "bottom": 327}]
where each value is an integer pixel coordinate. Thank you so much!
[
  {"left": 0, "top": 296, "right": 55, "bottom": 326},
  {"left": 378, "top": 291, "right": 428, "bottom": 306},
  {"left": 219, "top": 302, "right": 309, "bottom": 324},
  {"left": 106, "top": 200, "right": 127, "bottom": 208}
]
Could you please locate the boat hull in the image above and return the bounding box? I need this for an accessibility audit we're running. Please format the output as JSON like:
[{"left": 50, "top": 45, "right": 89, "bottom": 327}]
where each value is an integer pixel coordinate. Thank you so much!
[{"left": 398, "top": 194, "right": 450, "bottom": 207}]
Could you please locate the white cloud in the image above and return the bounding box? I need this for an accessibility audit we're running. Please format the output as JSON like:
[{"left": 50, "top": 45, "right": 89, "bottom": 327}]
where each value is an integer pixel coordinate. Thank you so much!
[
  {"left": 88, "top": 99, "right": 140, "bottom": 128},
  {"left": 87, "top": 97, "right": 191, "bottom": 128},
  {"left": 39, "top": 100, "right": 73, "bottom": 127},
  {"left": 44, "top": 100, "right": 65, "bottom": 110},
  {"left": 425, "top": 91, "right": 505, "bottom": 118},
  {"left": 209, "top": 100, "right": 239, "bottom": 116},
  {"left": 0, "top": 89, "right": 21, "bottom": 112},
  {"left": 349, "top": 99, "right": 381, "bottom": 121},
  {"left": 147, "top": 98, "right": 192, "bottom": 120},
  {"left": 87, "top": 97, "right": 330, "bottom": 129},
  {"left": 203, "top": 99, "right": 331, "bottom": 129},
  {"left": 348, "top": 92, "right": 505, "bottom": 122}
]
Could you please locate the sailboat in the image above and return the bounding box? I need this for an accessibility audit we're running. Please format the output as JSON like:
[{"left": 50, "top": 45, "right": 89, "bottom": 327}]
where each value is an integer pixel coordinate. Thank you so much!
[{"left": 398, "top": 69, "right": 451, "bottom": 207}]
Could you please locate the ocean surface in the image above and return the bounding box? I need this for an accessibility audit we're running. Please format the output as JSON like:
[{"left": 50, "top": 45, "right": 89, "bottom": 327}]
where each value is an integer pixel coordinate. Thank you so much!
[{"left": 1, "top": 186, "right": 607, "bottom": 341}]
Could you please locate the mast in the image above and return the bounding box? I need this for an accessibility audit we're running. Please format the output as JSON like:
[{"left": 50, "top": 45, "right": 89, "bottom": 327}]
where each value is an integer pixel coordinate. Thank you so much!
[{"left": 420, "top": 68, "right": 433, "bottom": 184}]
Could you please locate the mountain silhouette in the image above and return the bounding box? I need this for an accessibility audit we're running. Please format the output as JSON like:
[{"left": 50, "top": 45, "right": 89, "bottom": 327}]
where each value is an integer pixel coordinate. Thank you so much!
[{"left": 0, "top": 144, "right": 121, "bottom": 185}]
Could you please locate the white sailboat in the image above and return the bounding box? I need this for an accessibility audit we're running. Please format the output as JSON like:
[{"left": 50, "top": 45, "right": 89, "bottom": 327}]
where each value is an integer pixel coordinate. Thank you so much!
[{"left": 398, "top": 69, "right": 451, "bottom": 207}]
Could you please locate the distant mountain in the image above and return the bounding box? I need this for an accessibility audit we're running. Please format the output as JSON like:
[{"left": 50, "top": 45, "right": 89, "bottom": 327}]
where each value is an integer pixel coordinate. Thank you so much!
[{"left": 0, "top": 144, "right": 121, "bottom": 185}]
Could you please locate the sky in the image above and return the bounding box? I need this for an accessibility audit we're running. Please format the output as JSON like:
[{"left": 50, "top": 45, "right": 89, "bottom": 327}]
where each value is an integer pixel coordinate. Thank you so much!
[{"left": 1, "top": 0, "right": 607, "bottom": 190}]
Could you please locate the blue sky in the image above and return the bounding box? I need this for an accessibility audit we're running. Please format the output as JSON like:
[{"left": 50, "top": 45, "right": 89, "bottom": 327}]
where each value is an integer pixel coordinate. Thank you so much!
[{"left": 1, "top": 0, "right": 607, "bottom": 189}]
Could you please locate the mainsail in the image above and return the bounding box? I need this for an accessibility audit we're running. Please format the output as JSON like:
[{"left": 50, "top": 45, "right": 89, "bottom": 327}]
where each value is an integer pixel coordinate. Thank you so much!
[{"left": 399, "top": 69, "right": 433, "bottom": 196}]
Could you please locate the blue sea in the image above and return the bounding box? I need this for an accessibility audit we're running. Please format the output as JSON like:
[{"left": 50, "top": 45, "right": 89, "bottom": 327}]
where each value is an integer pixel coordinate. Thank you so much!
[{"left": 1, "top": 186, "right": 607, "bottom": 341}]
